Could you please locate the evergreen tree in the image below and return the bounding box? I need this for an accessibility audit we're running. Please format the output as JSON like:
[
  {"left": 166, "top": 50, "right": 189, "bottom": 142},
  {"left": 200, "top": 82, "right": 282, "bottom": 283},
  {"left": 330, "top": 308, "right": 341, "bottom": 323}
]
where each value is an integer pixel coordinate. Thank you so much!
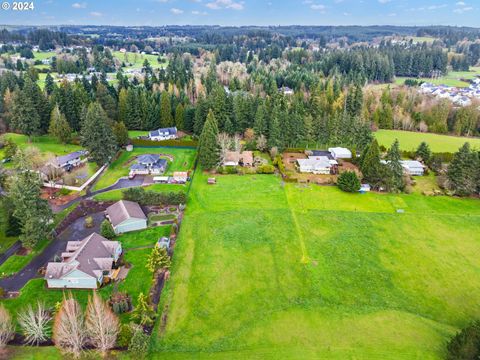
[
  {"left": 447, "top": 142, "right": 478, "bottom": 196},
  {"left": 117, "top": 88, "right": 128, "bottom": 125},
  {"left": 337, "top": 171, "right": 361, "bottom": 192},
  {"left": 385, "top": 139, "right": 405, "bottom": 192},
  {"left": 254, "top": 102, "right": 267, "bottom": 136},
  {"left": 174, "top": 103, "right": 184, "bottom": 130},
  {"left": 45, "top": 72, "right": 55, "bottom": 95},
  {"left": 100, "top": 219, "right": 116, "bottom": 240},
  {"left": 146, "top": 246, "right": 171, "bottom": 273},
  {"left": 268, "top": 105, "right": 282, "bottom": 150},
  {"left": 80, "top": 102, "right": 118, "bottom": 165},
  {"left": 49, "top": 105, "right": 72, "bottom": 144},
  {"left": 112, "top": 121, "right": 129, "bottom": 147},
  {"left": 416, "top": 142, "right": 431, "bottom": 164},
  {"left": 10, "top": 88, "right": 40, "bottom": 139},
  {"left": 10, "top": 152, "right": 52, "bottom": 248},
  {"left": 131, "top": 293, "right": 155, "bottom": 327},
  {"left": 198, "top": 110, "right": 220, "bottom": 169},
  {"left": 160, "top": 91, "right": 173, "bottom": 128},
  {"left": 360, "top": 139, "right": 383, "bottom": 188}
]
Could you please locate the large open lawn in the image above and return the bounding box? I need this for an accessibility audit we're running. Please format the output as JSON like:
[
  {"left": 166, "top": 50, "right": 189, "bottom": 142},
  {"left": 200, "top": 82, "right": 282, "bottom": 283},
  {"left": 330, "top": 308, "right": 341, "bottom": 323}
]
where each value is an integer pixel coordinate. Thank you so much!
[
  {"left": 375, "top": 129, "right": 480, "bottom": 152},
  {"left": 92, "top": 147, "right": 196, "bottom": 191},
  {"left": 0, "top": 133, "right": 82, "bottom": 162},
  {"left": 112, "top": 51, "right": 168, "bottom": 70},
  {"left": 395, "top": 66, "right": 480, "bottom": 88},
  {"left": 154, "top": 172, "right": 480, "bottom": 359}
]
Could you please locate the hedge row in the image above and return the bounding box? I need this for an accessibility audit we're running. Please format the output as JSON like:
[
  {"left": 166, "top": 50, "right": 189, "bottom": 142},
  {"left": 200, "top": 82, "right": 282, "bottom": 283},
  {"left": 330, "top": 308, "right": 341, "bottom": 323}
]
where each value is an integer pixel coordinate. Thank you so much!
[
  {"left": 123, "top": 187, "right": 187, "bottom": 206},
  {"left": 131, "top": 138, "right": 198, "bottom": 148}
]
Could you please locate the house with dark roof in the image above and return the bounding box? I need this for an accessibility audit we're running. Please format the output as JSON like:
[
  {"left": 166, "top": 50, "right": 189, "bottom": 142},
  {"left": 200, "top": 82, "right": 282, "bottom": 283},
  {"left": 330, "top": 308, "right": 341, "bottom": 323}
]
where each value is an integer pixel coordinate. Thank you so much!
[
  {"left": 130, "top": 154, "right": 167, "bottom": 176},
  {"left": 49, "top": 151, "right": 86, "bottom": 170},
  {"left": 105, "top": 200, "right": 147, "bottom": 234},
  {"left": 45, "top": 233, "right": 122, "bottom": 289},
  {"left": 148, "top": 127, "right": 178, "bottom": 141}
]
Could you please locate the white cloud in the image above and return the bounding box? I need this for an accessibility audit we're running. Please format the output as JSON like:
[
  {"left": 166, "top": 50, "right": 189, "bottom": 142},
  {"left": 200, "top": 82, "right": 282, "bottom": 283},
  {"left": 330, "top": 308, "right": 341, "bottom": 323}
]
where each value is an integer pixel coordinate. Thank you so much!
[
  {"left": 205, "top": 0, "right": 244, "bottom": 10},
  {"left": 310, "top": 4, "right": 326, "bottom": 11},
  {"left": 378, "top": 0, "right": 391, "bottom": 4},
  {"left": 192, "top": 10, "right": 208, "bottom": 15},
  {"left": 90, "top": 11, "right": 102, "bottom": 16},
  {"left": 454, "top": 6, "right": 473, "bottom": 13},
  {"left": 456, "top": 1, "right": 466, "bottom": 5},
  {"left": 72, "top": 2, "right": 86, "bottom": 9},
  {"left": 170, "top": 7, "right": 184, "bottom": 14}
]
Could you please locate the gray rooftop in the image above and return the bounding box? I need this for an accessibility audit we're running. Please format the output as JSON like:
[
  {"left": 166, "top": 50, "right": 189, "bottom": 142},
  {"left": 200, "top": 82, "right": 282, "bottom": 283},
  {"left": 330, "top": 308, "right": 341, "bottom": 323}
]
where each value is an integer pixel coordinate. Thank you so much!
[{"left": 106, "top": 200, "right": 146, "bottom": 227}]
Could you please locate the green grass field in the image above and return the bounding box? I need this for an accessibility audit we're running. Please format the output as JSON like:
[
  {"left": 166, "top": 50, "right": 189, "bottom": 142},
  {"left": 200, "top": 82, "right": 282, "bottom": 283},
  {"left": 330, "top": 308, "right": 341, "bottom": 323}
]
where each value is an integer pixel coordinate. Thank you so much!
[
  {"left": 112, "top": 51, "right": 168, "bottom": 70},
  {"left": 92, "top": 147, "right": 196, "bottom": 191},
  {"left": 375, "top": 129, "right": 480, "bottom": 152},
  {"left": 0, "top": 133, "right": 82, "bottom": 162},
  {"left": 154, "top": 172, "right": 480, "bottom": 359},
  {"left": 395, "top": 67, "right": 480, "bottom": 88}
]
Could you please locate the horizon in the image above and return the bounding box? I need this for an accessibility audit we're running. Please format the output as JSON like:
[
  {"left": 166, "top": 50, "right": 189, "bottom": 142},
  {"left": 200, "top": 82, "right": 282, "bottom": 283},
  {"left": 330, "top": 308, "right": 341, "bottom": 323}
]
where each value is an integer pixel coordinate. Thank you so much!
[{"left": 0, "top": 0, "right": 477, "bottom": 28}]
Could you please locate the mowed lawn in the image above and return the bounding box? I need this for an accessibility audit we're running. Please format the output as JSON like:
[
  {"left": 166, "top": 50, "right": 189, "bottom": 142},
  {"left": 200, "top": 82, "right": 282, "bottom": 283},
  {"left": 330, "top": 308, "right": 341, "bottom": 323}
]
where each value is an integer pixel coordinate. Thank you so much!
[
  {"left": 0, "top": 133, "right": 82, "bottom": 162},
  {"left": 375, "top": 129, "right": 480, "bottom": 152},
  {"left": 154, "top": 172, "right": 480, "bottom": 359},
  {"left": 112, "top": 51, "right": 168, "bottom": 69},
  {"left": 92, "top": 147, "right": 196, "bottom": 191},
  {"left": 394, "top": 66, "right": 480, "bottom": 88}
]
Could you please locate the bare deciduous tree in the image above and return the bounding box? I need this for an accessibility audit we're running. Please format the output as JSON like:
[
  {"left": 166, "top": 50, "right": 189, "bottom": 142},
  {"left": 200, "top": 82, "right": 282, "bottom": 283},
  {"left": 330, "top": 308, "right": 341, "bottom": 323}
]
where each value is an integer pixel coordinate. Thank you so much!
[
  {"left": 232, "top": 134, "right": 241, "bottom": 152},
  {"left": 85, "top": 292, "right": 119, "bottom": 355},
  {"left": 53, "top": 294, "right": 86, "bottom": 358},
  {"left": 0, "top": 304, "right": 14, "bottom": 349},
  {"left": 217, "top": 132, "right": 231, "bottom": 166},
  {"left": 18, "top": 301, "right": 52, "bottom": 345}
]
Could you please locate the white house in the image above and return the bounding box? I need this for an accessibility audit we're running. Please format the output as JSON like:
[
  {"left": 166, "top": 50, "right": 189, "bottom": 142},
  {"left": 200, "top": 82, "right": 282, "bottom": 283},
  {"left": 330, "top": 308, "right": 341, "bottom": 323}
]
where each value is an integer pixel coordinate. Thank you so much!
[
  {"left": 148, "top": 127, "right": 178, "bottom": 141},
  {"left": 328, "top": 147, "right": 352, "bottom": 159},
  {"left": 45, "top": 233, "right": 122, "bottom": 289},
  {"left": 297, "top": 156, "right": 337, "bottom": 175},
  {"left": 106, "top": 200, "right": 147, "bottom": 235},
  {"left": 400, "top": 160, "right": 425, "bottom": 176}
]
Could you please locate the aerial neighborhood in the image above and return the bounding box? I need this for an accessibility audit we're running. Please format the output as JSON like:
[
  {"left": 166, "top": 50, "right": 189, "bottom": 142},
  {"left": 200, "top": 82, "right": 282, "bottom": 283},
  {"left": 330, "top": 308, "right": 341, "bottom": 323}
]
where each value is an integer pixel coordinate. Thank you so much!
[{"left": 0, "top": 18, "right": 478, "bottom": 360}]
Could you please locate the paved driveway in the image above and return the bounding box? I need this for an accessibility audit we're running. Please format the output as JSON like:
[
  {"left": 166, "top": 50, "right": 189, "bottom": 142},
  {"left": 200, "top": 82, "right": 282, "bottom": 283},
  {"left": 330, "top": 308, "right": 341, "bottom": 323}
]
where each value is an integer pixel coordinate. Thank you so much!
[{"left": 0, "top": 212, "right": 105, "bottom": 292}]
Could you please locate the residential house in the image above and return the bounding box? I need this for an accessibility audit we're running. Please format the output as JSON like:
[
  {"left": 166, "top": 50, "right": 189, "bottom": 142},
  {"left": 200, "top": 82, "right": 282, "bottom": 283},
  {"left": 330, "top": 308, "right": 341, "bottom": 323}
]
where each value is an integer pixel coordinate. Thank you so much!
[
  {"left": 223, "top": 151, "right": 254, "bottom": 167},
  {"left": 328, "top": 147, "right": 352, "bottom": 159},
  {"left": 50, "top": 151, "right": 85, "bottom": 170},
  {"left": 45, "top": 233, "right": 122, "bottom": 289},
  {"left": 400, "top": 160, "right": 425, "bottom": 176},
  {"left": 148, "top": 127, "right": 178, "bottom": 141},
  {"left": 106, "top": 200, "right": 147, "bottom": 234},
  {"left": 297, "top": 156, "right": 338, "bottom": 175},
  {"left": 280, "top": 86, "right": 294, "bottom": 95},
  {"left": 129, "top": 154, "right": 167, "bottom": 176}
]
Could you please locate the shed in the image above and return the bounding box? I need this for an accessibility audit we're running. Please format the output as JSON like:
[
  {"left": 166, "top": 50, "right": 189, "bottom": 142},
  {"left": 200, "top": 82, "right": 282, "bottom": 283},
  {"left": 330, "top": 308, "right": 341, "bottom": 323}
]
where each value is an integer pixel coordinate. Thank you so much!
[{"left": 328, "top": 147, "right": 352, "bottom": 159}]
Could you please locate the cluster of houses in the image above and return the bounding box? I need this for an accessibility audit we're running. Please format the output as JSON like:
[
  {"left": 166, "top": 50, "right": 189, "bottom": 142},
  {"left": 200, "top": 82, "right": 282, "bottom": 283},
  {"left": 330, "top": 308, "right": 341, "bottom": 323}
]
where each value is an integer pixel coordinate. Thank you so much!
[
  {"left": 297, "top": 147, "right": 352, "bottom": 175},
  {"left": 45, "top": 200, "right": 148, "bottom": 289},
  {"left": 419, "top": 78, "right": 480, "bottom": 107}
]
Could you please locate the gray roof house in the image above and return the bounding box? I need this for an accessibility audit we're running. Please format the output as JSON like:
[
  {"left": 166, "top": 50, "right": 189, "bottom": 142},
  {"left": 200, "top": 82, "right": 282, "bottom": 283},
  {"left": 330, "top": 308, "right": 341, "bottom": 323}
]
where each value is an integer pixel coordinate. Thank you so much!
[
  {"left": 130, "top": 155, "right": 167, "bottom": 175},
  {"left": 106, "top": 200, "right": 147, "bottom": 234},
  {"left": 50, "top": 151, "right": 85, "bottom": 169},
  {"left": 148, "top": 127, "right": 178, "bottom": 141},
  {"left": 400, "top": 160, "right": 425, "bottom": 176},
  {"left": 45, "top": 233, "right": 122, "bottom": 289}
]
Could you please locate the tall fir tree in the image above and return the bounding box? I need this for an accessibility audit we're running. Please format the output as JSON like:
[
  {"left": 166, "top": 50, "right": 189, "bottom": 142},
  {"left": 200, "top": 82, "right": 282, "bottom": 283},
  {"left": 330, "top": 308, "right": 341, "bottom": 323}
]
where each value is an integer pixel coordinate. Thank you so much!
[
  {"left": 385, "top": 139, "right": 405, "bottom": 192},
  {"left": 160, "top": 91, "right": 173, "bottom": 128},
  {"left": 175, "top": 103, "right": 184, "bottom": 130},
  {"left": 447, "top": 142, "right": 478, "bottom": 196},
  {"left": 198, "top": 110, "right": 220, "bottom": 169},
  {"left": 49, "top": 105, "right": 72, "bottom": 144},
  {"left": 10, "top": 88, "right": 40, "bottom": 139},
  {"left": 360, "top": 139, "right": 384, "bottom": 188},
  {"left": 80, "top": 102, "right": 118, "bottom": 165}
]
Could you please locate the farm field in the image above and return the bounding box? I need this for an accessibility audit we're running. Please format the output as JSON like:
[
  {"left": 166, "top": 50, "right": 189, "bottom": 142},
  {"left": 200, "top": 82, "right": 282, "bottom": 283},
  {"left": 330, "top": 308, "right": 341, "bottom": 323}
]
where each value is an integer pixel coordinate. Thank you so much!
[
  {"left": 154, "top": 172, "right": 480, "bottom": 359},
  {"left": 92, "top": 147, "right": 196, "bottom": 191},
  {"left": 394, "top": 66, "right": 480, "bottom": 88},
  {"left": 374, "top": 129, "right": 480, "bottom": 152}
]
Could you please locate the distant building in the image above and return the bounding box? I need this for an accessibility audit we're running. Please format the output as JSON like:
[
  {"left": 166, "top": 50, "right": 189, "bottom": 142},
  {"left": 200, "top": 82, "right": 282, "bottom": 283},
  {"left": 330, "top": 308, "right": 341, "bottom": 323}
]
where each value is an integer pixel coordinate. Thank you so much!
[
  {"left": 172, "top": 172, "right": 188, "bottom": 184},
  {"left": 106, "top": 200, "right": 147, "bottom": 234},
  {"left": 297, "top": 156, "right": 338, "bottom": 175},
  {"left": 400, "top": 160, "right": 425, "bottom": 176},
  {"left": 280, "top": 86, "right": 294, "bottom": 95},
  {"left": 148, "top": 127, "right": 178, "bottom": 141},
  {"left": 328, "top": 147, "right": 352, "bottom": 159},
  {"left": 45, "top": 233, "right": 122, "bottom": 289}
]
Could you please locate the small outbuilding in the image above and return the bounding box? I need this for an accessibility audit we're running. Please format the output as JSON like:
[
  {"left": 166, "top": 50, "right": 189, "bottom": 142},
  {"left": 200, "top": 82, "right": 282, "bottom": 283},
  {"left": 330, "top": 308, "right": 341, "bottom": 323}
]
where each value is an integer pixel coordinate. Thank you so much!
[
  {"left": 106, "top": 200, "right": 147, "bottom": 235},
  {"left": 328, "top": 147, "right": 352, "bottom": 159},
  {"left": 400, "top": 160, "right": 425, "bottom": 176}
]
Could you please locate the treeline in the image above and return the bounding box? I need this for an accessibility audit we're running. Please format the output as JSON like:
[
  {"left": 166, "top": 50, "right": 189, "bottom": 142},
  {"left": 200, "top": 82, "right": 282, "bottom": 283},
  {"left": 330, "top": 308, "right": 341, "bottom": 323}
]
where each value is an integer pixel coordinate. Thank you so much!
[{"left": 0, "top": 28, "right": 71, "bottom": 49}]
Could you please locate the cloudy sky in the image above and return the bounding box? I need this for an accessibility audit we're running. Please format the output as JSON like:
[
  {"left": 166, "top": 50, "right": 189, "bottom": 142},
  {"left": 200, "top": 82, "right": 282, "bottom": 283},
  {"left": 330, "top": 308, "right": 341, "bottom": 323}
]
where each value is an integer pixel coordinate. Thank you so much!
[{"left": 0, "top": 0, "right": 477, "bottom": 27}]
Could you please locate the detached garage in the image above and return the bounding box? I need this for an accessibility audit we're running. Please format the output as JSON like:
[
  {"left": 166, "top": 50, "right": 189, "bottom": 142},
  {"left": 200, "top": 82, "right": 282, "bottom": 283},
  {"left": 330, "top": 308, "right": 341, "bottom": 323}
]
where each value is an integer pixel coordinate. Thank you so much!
[{"left": 106, "top": 200, "right": 147, "bottom": 234}]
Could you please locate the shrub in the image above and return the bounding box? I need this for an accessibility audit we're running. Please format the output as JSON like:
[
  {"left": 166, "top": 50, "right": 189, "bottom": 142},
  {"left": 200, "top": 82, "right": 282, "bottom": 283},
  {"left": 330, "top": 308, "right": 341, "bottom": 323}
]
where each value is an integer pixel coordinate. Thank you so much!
[
  {"left": 58, "top": 188, "right": 71, "bottom": 196},
  {"left": 84, "top": 216, "right": 94, "bottom": 228},
  {"left": 128, "top": 325, "right": 149, "bottom": 358},
  {"left": 18, "top": 301, "right": 52, "bottom": 345},
  {"left": 100, "top": 220, "right": 116, "bottom": 239},
  {"left": 337, "top": 171, "right": 361, "bottom": 193},
  {"left": 257, "top": 164, "right": 275, "bottom": 174},
  {"left": 117, "top": 324, "right": 133, "bottom": 348},
  {"left": 0, "top": 304, "right": 14, "bottom": 348},
  {"left": 123, "top": 188, "right": 186, "bottom": 206},
  {"left": 446, "top": 322, "right": 480, "bottom": 360}
]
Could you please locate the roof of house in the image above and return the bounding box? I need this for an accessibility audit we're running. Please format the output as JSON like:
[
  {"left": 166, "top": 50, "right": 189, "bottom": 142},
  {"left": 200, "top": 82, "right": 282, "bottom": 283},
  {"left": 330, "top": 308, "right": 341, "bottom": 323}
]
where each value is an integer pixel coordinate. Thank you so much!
[
  {"left": 241, "top": 151, "right": 254, "bottom": 164},
  {"left": 225, "top": 151, "right": 241, "bottom": 164},
  {"left": 45, "top": 233, "right": 120, "bottom": 280},
  {"left": 106, "top": 200, "right": 146, "bottom": 227},
  {"left": 137, "top": 154, "right": 160, "bottom": 164},
  {"left": 311, "top": 150, "right": 334, "bottom": 160},
  {"left": 328, "top": 147, "right": 352, "bottom": 157},
  {"left": 173, "top": 171, "right": 188, "bottom": 178},
  {"left": 151, "top": 159, "right": 167, "bottom": 169},
  {"left": 52, "top": 151, "right": 84, "bottom": 166},
  {"left": 149, "top": 127, "right": 177, "bottom": 137},
  {"left": 130, "top": 163, "right": 147, "bottom": 171},
  {"left": 400, "top": 160, "right": 424, "bottom": 169},
  {"left": 297, "top": 156, "right": 332, "bottom": 169}
]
